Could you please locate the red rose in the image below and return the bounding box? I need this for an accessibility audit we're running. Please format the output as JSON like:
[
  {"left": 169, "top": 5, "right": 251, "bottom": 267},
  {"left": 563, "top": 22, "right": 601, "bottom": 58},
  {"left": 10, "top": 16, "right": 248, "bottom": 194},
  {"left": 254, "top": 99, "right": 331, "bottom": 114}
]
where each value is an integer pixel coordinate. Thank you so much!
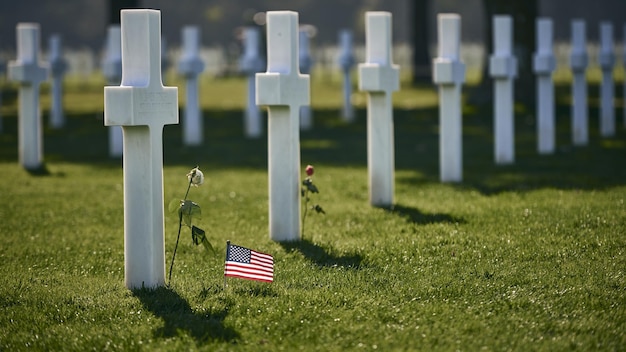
[{"left": 305, "top": 165, "right": 314, "bottom": 176}]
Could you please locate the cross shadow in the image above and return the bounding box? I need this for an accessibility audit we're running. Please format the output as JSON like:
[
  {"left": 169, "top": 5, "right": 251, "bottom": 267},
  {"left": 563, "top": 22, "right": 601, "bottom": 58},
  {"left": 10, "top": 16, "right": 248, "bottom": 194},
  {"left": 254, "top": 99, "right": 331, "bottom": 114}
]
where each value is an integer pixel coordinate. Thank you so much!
[
  {"left": 25, "top": 164, "right": 51, "bottom": 176},
  {"left": 133, "top": 286, "right": 239, "bottom": 344},
  {"left": 389, "top": 203, "right": 465, "bottom": 225},
  {"left": 280, "top": 239, "right": 364, "bottom": 269}
]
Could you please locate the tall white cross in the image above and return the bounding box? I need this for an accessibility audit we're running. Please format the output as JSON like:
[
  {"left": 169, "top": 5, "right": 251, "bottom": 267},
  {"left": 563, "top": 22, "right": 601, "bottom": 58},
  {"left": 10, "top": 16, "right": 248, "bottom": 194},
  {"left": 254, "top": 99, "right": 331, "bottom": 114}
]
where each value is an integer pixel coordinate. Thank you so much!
[
  {"left": 358, "top": 12, "right": 399, "bottom": 207},
  {"left": 533, "top": 18, "right": 556, "bottom": 155},
  {"left": 338, "top": 29, "right": 355, "bottom": 122},
  {"left": 433, "top": 14, "right": 465, "bottom": 183},
  {"left": 48, "top": 34, "right": 67, "bottom": 129},
  {"left": 8, "top": 23, "right": 49, "bottom": 171},
  {"left": 489, "top": 15, "right": 517, "bottom": 165},
  {"left": 598, "top": 22, "right": 615, "bottom": 137},
  {"left": 102, "top": 25, "right": 123, "bottom": 158},
  {"left": 240, "top": 26, "right": 265, "bottom": 138},
  {"left": 104, "top": 9, "right": 178, "bottom": 289},
  {"left": 570, "top": 20, "right": 589, "bottom": 146},
  {"left": 256, "top": 11, "right": 310, "bottom": 242},
  {"left": 178, "top": 26, "right": 205, "bottom": 146}
]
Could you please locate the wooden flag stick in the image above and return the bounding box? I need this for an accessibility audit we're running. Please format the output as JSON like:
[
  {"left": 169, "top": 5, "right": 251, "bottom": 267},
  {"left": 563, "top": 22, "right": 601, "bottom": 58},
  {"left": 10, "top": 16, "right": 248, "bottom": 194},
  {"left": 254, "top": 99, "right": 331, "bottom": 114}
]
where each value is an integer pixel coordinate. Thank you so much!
[{"left": 224, "top": 240, "right": 230, "bottom": 290}]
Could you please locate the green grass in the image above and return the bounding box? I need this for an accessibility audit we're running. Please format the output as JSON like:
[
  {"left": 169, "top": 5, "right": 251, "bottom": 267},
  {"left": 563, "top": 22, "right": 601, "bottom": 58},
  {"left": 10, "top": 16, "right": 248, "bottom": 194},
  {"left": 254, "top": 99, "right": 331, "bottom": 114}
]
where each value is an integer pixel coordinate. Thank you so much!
[{"left": 0, "top": 79, "right": 625, "bottom": 351}]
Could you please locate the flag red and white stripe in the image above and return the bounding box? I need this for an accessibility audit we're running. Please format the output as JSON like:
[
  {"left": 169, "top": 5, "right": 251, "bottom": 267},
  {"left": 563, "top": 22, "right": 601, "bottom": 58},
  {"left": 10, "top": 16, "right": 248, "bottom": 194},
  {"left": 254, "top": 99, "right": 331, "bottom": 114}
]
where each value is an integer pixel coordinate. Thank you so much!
[{"left": 224, "top": 242, "right": 274, "bottom": 283}]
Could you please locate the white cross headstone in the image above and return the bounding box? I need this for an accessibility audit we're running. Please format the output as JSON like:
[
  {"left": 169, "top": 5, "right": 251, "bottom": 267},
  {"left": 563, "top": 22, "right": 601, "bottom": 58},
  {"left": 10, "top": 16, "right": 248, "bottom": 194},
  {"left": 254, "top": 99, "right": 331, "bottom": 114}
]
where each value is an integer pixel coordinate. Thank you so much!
[
  {"left": 104, "top": 9, "right": 178, "bottom": 289},
  {"left": 178, "top": 26, "right": 205, "bottom": 146},
  {"left": 48, "top": 34, "right": 67, "bottom": 129},
  {"left": 239, "top": 26, "right": 265, "bottom": 138},
  {"left": 599, "top": 22, "right": 615, "bottom": 137},
  {"left": 8, "top": 23, "right": 49, "bottom": 171},
  {"left": 299, "top": 28, "right": 313, "bottom": 130},
  {"left": 338, "top": 29, "right": 355, "bottom": 122},
  {"left": 569, "top": 20, "right": 589, "bottom": 146},
  {"left": 489, "top": 15, "right": 517, "bottom": 165},
  {"left": 358, "top": 12, "right": 399, "bottom": 206},
  {"left": 102, "top": 25, "right": 123, "bottom": 158},
  {"left": 533, "top": 18, "right": 556, "bottom": 154},
  {"left": 256, "top": 11, "right": 309, "bottom": 242},
  {"left": 433, "top": 14, "right": 465, "bottom": 182}
]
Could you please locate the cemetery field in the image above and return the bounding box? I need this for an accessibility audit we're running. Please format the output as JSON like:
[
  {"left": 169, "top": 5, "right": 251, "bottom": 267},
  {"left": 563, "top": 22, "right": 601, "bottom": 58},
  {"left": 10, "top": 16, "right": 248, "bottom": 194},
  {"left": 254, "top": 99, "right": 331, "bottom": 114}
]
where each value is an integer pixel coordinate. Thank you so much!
[{"left": 0, "top": 81, "right": 625, "bottom": 351}]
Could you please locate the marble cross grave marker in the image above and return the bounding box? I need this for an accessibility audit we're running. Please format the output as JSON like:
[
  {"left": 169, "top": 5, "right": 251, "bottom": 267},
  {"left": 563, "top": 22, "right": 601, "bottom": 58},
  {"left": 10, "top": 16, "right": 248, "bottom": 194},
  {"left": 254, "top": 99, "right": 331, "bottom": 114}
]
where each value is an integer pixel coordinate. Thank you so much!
[
  {"left": 299, "top": 28, "right": 313, "bottom": 130},
  {"left": 358, "top": 12, "right": 399, "bottom": 207},
  {"left": 338, "top": 29, "right": 355, "bottom": 122},
  {"left": 102, "top": 25, "right": 123, "bottom": 158},
  {"left": 178, "top": 26, "right": 205, "bottom": 146},
  {"left": 598, "top": 22, "right": 615, "bottom": 137},
  {"left": 256, "top": 11, "right": 310, "bottom": 242},
  {"left": 533, "top": 18, "right": 556, "bottom": 155},
  {"left": 433, "top": 14, "right": 465, "bottom": 182},
  {"left": 569, "top": 20, "right": 589, "bottom": 146},
  {"left": 239, "top": 26, "right": 265, "bottom": 138},
  {"left": 489, "top": 15, "right": 517, "bottom": 165},
  {"left": 48, "top": 34, "right": 68, "bottom": 129},
  {"left": 104, "top": 9, "right": 178, "bottom": 289},
  {"left": 8, "top": 23, "right": 49, "bottom": 171}
]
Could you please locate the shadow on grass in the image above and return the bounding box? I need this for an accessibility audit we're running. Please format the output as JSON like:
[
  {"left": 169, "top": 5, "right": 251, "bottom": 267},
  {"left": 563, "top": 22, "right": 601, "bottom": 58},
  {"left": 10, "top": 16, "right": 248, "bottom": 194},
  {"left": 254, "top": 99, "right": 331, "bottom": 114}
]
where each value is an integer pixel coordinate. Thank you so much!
[
  {"left": 133, "top": 286, "right": 239, "bottom": 344},
  {"left": 280, "top": 239, "right": 364, "bottom": 269},
  {"left": 390, "top": 203, "right": 465, "bottom": 225},
  {"left": 25, "top": 164, "right": 52, "bottom": 176}
]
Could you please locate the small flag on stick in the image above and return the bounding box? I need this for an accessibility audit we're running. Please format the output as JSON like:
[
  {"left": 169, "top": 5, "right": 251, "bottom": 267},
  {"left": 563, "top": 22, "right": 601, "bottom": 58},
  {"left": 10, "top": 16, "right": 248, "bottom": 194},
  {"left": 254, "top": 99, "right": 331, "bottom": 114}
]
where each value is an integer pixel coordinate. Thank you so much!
[{"left": 224, "top": 241, "right": 274, "bottom": 283}]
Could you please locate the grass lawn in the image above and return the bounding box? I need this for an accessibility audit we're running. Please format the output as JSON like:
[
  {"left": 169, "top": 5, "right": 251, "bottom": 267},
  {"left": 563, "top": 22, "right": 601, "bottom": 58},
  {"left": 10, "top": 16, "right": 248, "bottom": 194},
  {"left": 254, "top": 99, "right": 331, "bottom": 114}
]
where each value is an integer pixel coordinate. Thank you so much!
[{"left": 0, "top": 78, "right": 625, "bottom": 351}]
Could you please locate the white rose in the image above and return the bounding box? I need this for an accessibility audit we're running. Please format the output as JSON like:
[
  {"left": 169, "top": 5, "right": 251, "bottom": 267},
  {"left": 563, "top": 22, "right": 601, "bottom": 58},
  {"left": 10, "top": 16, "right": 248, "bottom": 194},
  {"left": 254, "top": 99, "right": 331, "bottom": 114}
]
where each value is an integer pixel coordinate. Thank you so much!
[{"left": 187, "top": 167, "right": 204, "bottom": 186}]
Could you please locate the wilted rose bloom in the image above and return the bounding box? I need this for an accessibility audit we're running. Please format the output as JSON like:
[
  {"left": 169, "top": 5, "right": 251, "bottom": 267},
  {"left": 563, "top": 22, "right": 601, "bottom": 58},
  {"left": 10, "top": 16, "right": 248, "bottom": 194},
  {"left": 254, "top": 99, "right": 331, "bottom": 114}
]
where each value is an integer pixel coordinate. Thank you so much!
[
  {"left": 305, "top": 165, "right": 314, "bottom": 176},
  {"left": 187, "top": 167, "right": 204, "bottom": 186}
]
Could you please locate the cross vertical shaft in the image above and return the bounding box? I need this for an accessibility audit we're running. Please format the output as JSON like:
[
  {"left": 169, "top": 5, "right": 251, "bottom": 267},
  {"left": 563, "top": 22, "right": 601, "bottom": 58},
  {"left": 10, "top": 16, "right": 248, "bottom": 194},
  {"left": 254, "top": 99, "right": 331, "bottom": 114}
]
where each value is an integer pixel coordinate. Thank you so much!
[
  {"left": 256, "top": 11, "right": 310, "bottom": 242},
  {"left": 358, "top": 12, "right": 399, "bottom": 207},
  {"left": 104, "top": 9, "right": 178, "bottom": 289}
]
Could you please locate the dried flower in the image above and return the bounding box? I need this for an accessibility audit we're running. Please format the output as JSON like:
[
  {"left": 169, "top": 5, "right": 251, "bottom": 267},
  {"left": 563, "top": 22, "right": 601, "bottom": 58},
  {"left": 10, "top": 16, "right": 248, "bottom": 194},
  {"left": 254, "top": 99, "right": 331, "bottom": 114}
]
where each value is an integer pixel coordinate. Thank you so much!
[
  {"left": 169, "top": 166, "right": 214, "bottom": 287},
  {"left": 305, "top": 165, "right": 314, "bottom": 176},
  {"left": 187, "top": 167, "right": 204, "bottom": 187}
]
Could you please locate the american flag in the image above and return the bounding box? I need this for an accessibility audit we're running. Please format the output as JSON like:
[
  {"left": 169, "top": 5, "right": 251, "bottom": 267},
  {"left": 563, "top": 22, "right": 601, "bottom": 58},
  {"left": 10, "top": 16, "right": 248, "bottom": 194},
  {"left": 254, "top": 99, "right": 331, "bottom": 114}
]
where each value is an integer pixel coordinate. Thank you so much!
[{"left": 224, "top": 242, "right": 274, "bottom": 283}]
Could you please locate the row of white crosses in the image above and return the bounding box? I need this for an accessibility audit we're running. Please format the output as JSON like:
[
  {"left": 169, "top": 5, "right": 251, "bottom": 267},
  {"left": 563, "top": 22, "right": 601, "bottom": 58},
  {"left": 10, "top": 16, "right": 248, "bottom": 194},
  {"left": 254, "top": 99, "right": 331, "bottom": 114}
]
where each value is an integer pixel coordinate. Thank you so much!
[
  {"left": 22, "top": 8, "right": 626, "bottom": 289},
  {"left": 532, "top": 19, "right": 623, "bottom": 150},
  {"left": 99, "top": 9, "right": 396, "bottom": 287},
  {"left": 435, "top": 14, "right": 626, "bottom": 183}
]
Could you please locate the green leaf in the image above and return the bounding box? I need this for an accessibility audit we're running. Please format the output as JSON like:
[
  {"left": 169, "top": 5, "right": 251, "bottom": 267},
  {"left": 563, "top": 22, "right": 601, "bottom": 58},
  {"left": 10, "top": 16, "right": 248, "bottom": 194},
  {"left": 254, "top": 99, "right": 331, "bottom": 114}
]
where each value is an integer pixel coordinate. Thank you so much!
[
  {"left": 191, "top": 226, "right": 216, "bottom": 255},
  {"left": 313, "top": 204, "right": 326, "bottom": 214},
  {"left": 191, "top": 225, "right": 204, "bottom": 245},
  {"left": 168, "top": 199, "right": 182, "bottom": 213},
  {"left": 306, "top": 183, "right": 319, "bottom": 193},
  {"left": 180, "top": 200, "right": 201, "bottom": 227}
]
